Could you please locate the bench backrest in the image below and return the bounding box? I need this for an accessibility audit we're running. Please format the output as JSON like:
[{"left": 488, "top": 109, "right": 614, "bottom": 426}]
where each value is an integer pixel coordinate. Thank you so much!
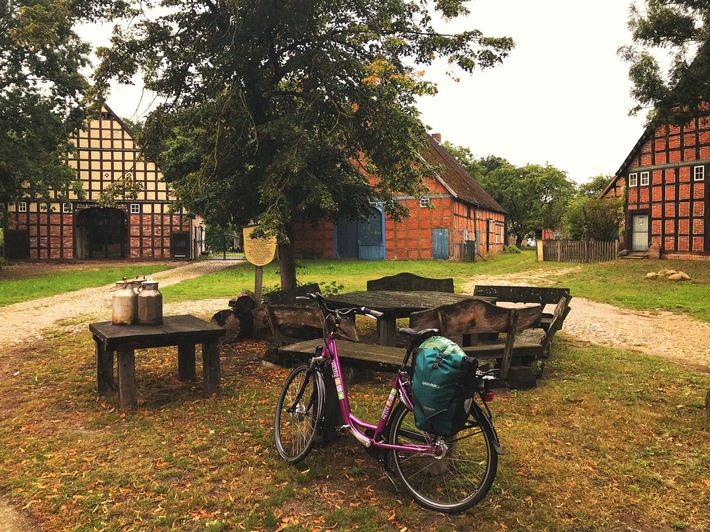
[
  {"left": 265, "top": 303, "right": 359, "bottom": 344},
  {"left": 473, "top": 285, "right": 571, "bottom": 306},
  {"left": 263, "top": 283, "right": 320, "bottom": 304},
  {"left": 367, "top": 272, "right": 454, "bottom": 293},
  {"left": 409, "top": 299, "right": 542, "bottom": 337}
]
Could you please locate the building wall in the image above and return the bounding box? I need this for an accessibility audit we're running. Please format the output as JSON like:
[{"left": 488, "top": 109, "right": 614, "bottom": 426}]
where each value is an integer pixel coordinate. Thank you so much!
[
  {"left": 614, "top": 118, "right": 710, "bottom": 257},
  {"left": 4, "top": 107, "right": 197, "bottom": 261},
  {"left": 292, "top": 176, "right": 505, "bottom": 260}
]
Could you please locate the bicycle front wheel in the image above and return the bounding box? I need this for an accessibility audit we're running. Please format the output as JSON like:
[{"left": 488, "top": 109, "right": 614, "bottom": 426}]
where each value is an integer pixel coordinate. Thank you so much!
[
  {"left": 274, "top": 365, "right": 324, "bottom": 464},
  {"left": 388, "top": 402, "right": 498, "bottom": 513}
]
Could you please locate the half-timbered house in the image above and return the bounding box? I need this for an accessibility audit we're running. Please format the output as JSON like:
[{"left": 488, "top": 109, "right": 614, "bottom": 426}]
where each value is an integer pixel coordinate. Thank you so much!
[
  {"left": 604, "top": 117, "right": 710, "bottom": 259},
  {"left": 292, "top": 134, "right": 506, "bottom": 260},
  {"left": 3, "top": 105, "right": 201, "bottom": 261}
]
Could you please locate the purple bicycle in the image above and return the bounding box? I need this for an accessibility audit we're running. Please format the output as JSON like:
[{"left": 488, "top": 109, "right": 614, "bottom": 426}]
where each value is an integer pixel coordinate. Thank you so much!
[{"left": 273, "top": 293, "right": 503, "bottom": 513}]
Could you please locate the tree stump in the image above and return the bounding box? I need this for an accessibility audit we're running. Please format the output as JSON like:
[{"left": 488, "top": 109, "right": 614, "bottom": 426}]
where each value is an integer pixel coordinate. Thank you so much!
[
  {"left": 210, "top": 309, "right": 242, "bottom": 343},
  {"left": 229, "top": 290, "right": 256, "bottom": 313}
]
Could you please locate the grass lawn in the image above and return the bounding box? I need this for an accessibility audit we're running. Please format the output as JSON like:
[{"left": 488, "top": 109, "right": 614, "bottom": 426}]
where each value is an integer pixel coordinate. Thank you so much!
[
  {"left": 1, "top": 253, "right": 710, "bottom": 530},
  {"left": 0, "top": 331, "right": 708, "bottom": 530},
  {"left": 0, "top": 263, "right": 173, "bottom": 307}
]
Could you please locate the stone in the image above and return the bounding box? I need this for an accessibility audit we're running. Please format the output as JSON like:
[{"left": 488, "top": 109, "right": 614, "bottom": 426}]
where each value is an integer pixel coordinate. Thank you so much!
[
  {"left": 668, "top": 273, "right": 684, "bottom": 281},
  {"left": 648, "top": 242, "right": 661, "bottom": 259},
  {"left": 506, "top": 366, "right": 537, "bottom": 390},
  {"left": 645, "top": 272, "right": 659, "bottom": 279}
]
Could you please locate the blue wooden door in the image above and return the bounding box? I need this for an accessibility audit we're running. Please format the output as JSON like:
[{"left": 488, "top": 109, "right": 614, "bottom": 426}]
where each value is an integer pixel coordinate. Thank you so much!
[
  {"left": 358, "top": 207, "right": 384, "bottom": 260},
  {"left": 432, "top": 229, "right": 449, "bottom": 259}
]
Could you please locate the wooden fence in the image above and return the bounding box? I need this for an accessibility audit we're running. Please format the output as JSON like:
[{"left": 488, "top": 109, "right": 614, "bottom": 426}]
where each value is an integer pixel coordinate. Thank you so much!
[{"left": 541, "top": 240, "right": 619, "bottom": 263}]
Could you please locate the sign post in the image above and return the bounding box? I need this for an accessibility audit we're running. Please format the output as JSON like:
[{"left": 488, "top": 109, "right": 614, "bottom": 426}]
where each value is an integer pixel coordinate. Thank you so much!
[{"left": 242, "top": 225, "right": 277, "bottom": 302}]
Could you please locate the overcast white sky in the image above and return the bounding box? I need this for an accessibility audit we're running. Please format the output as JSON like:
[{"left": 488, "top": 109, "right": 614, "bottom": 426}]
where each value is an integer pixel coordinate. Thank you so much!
[{"left": 78, "top": 0, "right": 649, "bottom": 185}]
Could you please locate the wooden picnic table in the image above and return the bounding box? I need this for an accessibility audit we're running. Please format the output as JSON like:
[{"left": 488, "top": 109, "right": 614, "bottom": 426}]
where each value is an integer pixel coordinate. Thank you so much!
[
  {"left": 89, "top": 314, "right": 224, "bottom": 409},
  {"left": 325, "top": 290, "right": 494, "bottom": 346}
]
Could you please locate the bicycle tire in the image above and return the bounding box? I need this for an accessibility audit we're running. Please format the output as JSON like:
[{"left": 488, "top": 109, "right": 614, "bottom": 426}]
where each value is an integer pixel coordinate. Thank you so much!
[
  {"left": 274, "top": 365, "right": 324, "bottom": 464},
  {"left": 388, "top": 402, "right": 498, "bottom": 513}
]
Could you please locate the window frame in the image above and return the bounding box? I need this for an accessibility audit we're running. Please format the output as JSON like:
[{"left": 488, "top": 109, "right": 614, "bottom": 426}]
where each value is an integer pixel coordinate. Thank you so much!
[
  {"left": 130, "top": 203, "right": 141, "bottom": 214},
  {"left": 628, "top": 173, "right": 638, "bottom": 187},
  {"left": 62, "top": 202, "right": 73, "bottom": 214},
  {"left": 419, "top": 197, "right": 431, "bottom": 208},
  {"left": 693, "top": 165, "right": 705, "bottom": 182},
  {"left": 18, "top": 202, "right": 27, "bottom": 213},
  {"left": 640, "top": 171, "right": 649, "bottom": 186}
]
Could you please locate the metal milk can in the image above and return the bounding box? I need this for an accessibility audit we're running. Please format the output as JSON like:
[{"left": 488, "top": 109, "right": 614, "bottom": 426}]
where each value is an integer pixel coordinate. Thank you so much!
[
  {"left": 112, "top": 278, "right": 141, "bottom": 325},
  {"left": 137, "top": 280, "right": 163, "bottom": 325}
]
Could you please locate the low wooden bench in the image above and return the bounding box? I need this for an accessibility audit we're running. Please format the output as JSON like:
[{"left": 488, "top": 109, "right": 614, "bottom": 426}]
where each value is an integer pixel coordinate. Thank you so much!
[
  {"left": 472, "top": 285, "right": 572, "bottom": 331},
  {"left": 409, "top": 299, "right": 543, "bottom": 382},
  {"left": 367, "top": 272, "right": 454, "bottom": 293}
]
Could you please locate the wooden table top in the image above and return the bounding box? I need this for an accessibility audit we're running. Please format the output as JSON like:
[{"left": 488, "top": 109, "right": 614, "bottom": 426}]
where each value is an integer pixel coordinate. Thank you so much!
[
  {"left": 89, "top": 314, "right": 224, "bottom": 350},
  {"left": 326, "top": 291, "right": 493, "bottom": 318}
]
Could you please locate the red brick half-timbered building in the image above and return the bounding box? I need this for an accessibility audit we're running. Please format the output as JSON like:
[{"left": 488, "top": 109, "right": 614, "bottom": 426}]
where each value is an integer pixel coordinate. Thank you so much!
[
  {"left": 4, "top": 105, "right": 201, "bottom": 261},
  {"left": 604, "top": 116, "right": 710, "bottom": 259},
  {"left": 292, "top": 134, "right": 506, "bottom": 260}
]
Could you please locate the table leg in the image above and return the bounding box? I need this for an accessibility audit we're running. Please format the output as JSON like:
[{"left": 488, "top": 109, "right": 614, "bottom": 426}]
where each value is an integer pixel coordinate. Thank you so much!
[
  {"left": 117, "top": 349, "right": 137, "bottom": 409},
  {"left": 178, "top": 343, "right": 196, "bottom": 380},
  {"left": 202, "top": 342, "right": 220, "bottom": 397},
  {"left": 95, "top": 339, "right": 115, "bottom": 393},
  {"left": 379, "top": 318, "right": 397, "bottom": 347}
]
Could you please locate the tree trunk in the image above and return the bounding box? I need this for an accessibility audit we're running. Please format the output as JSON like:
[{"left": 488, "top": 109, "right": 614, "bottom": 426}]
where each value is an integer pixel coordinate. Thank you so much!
[{"left": 279, "top": 223, "right": 297, "bottom": 290}]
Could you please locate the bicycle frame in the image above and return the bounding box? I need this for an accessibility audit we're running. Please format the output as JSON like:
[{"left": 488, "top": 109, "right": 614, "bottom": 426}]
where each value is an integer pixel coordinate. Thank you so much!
[{"left": 316, "top": 329, "right": 439, "bottom": 454}]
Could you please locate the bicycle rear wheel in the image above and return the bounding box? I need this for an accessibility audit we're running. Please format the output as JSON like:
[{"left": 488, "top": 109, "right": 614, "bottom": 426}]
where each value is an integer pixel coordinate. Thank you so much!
[
  {"left": 274, "top": 365, "right": 324, "bottom": 464},
  {"left": 388, "top": 402, "right": 498, "bottom": 513}
]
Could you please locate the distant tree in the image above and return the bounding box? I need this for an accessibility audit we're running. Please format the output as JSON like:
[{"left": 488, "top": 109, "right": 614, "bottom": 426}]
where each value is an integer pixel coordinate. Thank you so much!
[
  {"left": 619, "top": 1, "right": 710, "bottom": 126},
  {"left": 0, "top": 0, "right": 89, "bottom": 221},
  {"left": 478, "top": 162, "right": 575, "bottom": 246},
  {"left": 86, "top": 0, "right": 514, "bottom": 289},
  {"left": 578, "top": 174, "right": 613, "bottom": 198},
  {"left": 562, "top": 196, "right": 623, "bottom": 241}
]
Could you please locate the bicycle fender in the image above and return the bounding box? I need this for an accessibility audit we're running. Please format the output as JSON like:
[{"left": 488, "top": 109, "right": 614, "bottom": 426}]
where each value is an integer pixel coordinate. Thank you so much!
[{"left": 470, "top": 402, "right": 505, "bottom": 456}]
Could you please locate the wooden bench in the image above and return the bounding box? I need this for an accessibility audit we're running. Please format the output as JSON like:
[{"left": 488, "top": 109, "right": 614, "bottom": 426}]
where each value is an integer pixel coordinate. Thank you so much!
[
  {"left": 472, "top": 285, "right": 572, "bottom": 331},
  {"left": 367, "top": 272, "right": 454, "bottom": 293},
  {"left": 409, "top": 299, "right": 543, "bottom": 383}
]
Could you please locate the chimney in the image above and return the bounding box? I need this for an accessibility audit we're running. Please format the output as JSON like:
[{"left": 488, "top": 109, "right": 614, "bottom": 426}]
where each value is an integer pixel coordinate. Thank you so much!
[{"left": 431, "top": 133, "right": 442, "bottom": 143}]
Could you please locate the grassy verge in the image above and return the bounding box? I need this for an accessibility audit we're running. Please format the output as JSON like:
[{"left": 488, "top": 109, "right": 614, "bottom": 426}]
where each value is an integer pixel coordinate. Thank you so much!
[
  {"left": 159, "top": 251, "right": 553, "bottom": 301},
  {"left": 0, "top": 263, "right": 172, "bottom": 307},
  {"left": 0, "top": 330, "right": 708, "bottom": 530},
  {"left": 555, "top": 258, "right": 710, "bottom": 322}
]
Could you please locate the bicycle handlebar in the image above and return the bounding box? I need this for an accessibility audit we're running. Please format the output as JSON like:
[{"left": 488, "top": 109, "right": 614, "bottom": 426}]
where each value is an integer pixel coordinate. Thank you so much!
[{"left": 297, "top": 293, "right": 383, "bottom": 320}]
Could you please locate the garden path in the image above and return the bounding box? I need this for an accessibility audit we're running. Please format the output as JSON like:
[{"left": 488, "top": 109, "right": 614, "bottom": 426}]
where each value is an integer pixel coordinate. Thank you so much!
[{"left": 2, "top": 261, "right": 710, "bottom": 530}]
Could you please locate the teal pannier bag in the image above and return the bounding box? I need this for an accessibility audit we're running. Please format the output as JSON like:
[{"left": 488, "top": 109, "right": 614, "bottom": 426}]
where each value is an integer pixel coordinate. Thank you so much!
[{"left": 411, "top": 336, "right": 478, "bottom": 437}]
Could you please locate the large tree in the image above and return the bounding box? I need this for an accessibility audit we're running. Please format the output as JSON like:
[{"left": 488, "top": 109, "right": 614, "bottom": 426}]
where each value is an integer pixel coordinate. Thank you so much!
[
  {"left": 0, "top": 0, "right": 89, "bottom": 221},
  {"left": 619, "top": 1, "right": 710, "bottom": 126},
  {"left": 86, "top": 0, "right": 513, "bottom": 288},
  {"left": 477, "top": 162, "right": 575, "bottom": 246}
]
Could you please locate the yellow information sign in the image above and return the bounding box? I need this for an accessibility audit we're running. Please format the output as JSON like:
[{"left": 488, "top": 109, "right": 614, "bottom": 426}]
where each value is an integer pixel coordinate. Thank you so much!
[{"left": 243, "top": 225, "right": 277, "bottom": 266}]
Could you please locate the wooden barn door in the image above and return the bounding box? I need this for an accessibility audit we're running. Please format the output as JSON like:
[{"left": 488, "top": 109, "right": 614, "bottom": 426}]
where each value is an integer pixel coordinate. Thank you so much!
[
  {"left": 75, "top": 207, "right": 128, "bottom": 259},
  {"left": 432, "top": 228, "right": 449, "bottom": 259},
  {"left": 336, "top": 206, "right": 384, "bottom": 260}
]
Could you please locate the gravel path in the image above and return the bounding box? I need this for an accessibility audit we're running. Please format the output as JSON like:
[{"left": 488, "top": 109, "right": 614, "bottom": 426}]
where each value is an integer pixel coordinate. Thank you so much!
[{"left": 2, "top": 261, "right": 709, "bottom": 530}]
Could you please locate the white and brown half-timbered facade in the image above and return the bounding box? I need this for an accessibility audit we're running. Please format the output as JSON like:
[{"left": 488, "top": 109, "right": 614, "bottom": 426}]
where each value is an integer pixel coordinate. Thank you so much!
[
  {"left": 604, "top": 117, "right": 710, "bottom": 259},
  {"left": 4, "top": 105, "right": 201, "bottom": 261}
]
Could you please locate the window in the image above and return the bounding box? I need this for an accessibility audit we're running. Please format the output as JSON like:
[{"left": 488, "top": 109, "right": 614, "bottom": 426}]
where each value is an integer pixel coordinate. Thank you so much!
[
  {"left": 62, "top": 203, "right": 73, "bottom": 213},
  {"left": 130, "top": 204, "right": 140, "bottom": 214},
  {"left": 628, "top": 173, "right": 638, "bottom": 187},
  {"left": 640, "top": 172, "right": 649, "bottom": 186},
  {"left": 419, "top": 197, "right": 431, "bottom": 208},
  {"left": 18, "top": 202, "right": 27, "bottom": 213},
  {"left": 694, "top": 166, "right": 705, "bottom": 182}
]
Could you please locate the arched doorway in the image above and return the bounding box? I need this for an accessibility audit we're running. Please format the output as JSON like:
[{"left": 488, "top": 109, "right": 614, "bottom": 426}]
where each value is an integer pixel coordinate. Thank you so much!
[{"left": 75, "top": 207, "right": 128, "bottom": 259}]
